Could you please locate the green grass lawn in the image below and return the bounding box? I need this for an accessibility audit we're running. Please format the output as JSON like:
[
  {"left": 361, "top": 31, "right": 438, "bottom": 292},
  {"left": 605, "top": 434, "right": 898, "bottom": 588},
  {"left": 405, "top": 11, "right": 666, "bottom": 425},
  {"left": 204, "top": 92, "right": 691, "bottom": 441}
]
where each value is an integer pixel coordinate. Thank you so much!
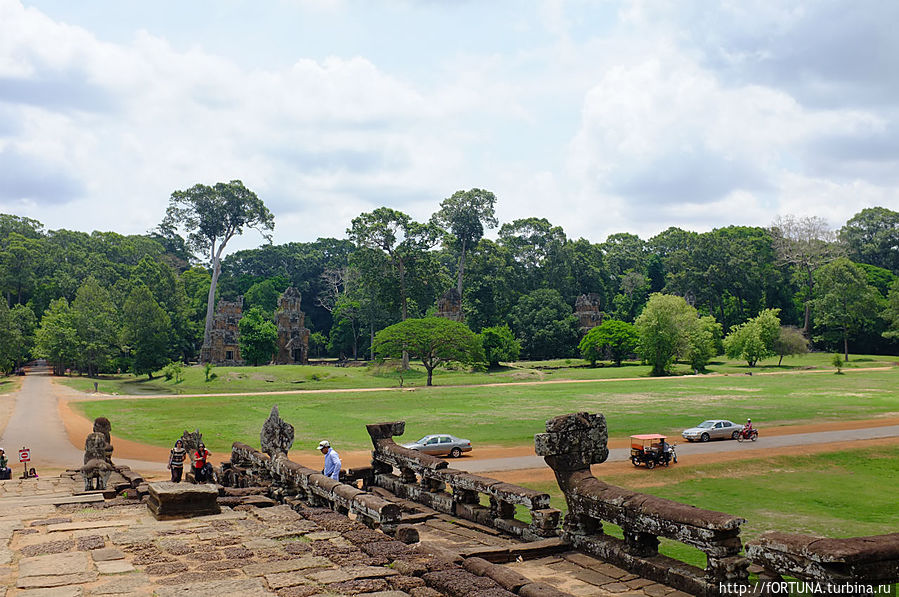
[
  {"left": 522, "top": 445, "right": 899, "bottom": 569},
  {"left": 57, "top": 352, "right": 898, "bottom": 396},
  {"left": 72, "top": 363, "right": 899, "bottom": 453}
]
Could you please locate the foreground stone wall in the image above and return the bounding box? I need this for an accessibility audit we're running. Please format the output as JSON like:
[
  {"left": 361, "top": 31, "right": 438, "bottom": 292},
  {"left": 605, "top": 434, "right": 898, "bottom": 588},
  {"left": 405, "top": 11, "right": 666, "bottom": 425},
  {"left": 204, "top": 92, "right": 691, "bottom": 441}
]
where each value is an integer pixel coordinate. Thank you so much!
[
  {"left": 536, "top": 412, "right": 748, "bottom": 597},
  {"left": 745, "top": 531, "right": 899, "bottom": 588},
  {"left": 227, "top": 442, "right": 401, "bottom": 531},
  {"left": 366, "top": 421, "right": 561, "bottom": 541}
]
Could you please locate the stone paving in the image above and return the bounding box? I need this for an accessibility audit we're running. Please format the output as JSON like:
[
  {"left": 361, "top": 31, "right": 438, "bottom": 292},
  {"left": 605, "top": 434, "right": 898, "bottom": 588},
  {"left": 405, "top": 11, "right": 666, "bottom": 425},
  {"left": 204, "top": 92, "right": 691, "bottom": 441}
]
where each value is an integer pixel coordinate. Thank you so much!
[{"left": 0, "top": 476, "right": 684, "bottom": 597}]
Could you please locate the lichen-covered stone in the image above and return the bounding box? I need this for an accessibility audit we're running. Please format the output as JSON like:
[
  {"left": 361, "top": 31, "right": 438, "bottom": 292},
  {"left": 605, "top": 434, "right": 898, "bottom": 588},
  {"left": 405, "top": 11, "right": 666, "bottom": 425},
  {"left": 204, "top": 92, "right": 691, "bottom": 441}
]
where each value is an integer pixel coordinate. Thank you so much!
[{"left": 260, "top": 405, "right": 294, "bottom": 457}]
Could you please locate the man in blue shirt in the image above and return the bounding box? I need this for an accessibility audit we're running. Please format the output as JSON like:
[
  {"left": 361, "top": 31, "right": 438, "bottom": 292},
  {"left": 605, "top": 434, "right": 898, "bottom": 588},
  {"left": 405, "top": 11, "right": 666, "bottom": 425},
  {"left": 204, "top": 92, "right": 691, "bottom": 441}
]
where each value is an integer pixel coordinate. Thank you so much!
[{"left": 318, "top": 440, "right": 341, "bottom": 481}]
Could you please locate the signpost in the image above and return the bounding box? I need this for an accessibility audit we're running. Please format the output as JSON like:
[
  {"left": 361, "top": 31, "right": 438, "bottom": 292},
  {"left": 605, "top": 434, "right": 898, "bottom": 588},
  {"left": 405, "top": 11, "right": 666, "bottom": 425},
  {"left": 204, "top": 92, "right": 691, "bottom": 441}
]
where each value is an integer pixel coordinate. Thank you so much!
[{"left": 19, "top": 447, "right": 30, "bottom": 479}]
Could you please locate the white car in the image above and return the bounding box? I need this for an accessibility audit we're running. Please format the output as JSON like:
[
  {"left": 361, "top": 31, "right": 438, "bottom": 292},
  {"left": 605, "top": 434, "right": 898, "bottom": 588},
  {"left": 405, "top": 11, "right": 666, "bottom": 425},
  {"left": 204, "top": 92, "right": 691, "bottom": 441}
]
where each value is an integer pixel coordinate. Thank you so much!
[{"left": 682, "top": 420, "right": 744, "bottom": 442}]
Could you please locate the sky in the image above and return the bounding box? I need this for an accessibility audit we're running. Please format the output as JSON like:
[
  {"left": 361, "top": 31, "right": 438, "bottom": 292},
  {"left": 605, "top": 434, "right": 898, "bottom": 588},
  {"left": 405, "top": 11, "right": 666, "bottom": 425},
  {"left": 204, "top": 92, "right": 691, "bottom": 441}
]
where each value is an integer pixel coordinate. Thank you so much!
[{"left": 1, "top": 0, "right": 898, "bottom": 252}]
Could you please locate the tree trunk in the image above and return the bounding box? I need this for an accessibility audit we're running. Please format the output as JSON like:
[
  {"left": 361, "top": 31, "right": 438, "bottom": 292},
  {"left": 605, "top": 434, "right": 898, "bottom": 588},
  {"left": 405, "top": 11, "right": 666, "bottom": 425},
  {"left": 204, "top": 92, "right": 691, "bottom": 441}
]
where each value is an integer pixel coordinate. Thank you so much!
[
  {"left": 803, "top": 267, "right": 814, "bottom": 334},
  {"left": 844, "top": 329, "right": 849, "bottom": 362},
  {"left": 202, "top": 242, "right": 223, "bottom": 361},
  {"left": 456, "top": 240, "right": 467, "bottom": 295},
  {"left": 426, "top": 366, "right": 433, "bottom": 386}
]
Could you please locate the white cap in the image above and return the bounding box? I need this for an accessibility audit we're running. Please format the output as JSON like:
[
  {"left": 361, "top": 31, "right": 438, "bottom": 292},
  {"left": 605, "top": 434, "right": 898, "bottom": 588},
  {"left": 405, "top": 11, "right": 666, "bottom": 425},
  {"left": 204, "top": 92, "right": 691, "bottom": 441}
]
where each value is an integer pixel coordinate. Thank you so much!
[{"left": 317, "top": 440, "right": 330, "bottom": 449}]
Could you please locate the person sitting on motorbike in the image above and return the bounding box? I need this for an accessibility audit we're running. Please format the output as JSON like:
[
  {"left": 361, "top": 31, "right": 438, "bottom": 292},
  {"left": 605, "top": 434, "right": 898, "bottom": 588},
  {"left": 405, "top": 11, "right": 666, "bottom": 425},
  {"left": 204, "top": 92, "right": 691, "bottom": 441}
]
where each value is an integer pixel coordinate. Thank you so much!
[
  {"left": 659, "top": 439, "right": 672, "bottom": 464},
  {"left": 741, "top": 418, "right": 753, "bottom": 438}
]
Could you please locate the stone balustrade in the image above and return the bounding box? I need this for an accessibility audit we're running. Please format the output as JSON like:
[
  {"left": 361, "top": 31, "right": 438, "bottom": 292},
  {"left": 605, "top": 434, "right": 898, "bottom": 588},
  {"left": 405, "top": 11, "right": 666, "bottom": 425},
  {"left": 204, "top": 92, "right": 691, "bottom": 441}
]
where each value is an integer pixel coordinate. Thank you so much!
[
  {"left": 536, "top": 412, "right": 749, "bottom": 597},
  {"left": 366, "top": 421, "right": 561, "bottom": 541},
  {"left": 228, "top": 441, "right": 401, "bottom": 531},
  {"left": 745, "top": 531, "right": 899, "bottom": 589}
]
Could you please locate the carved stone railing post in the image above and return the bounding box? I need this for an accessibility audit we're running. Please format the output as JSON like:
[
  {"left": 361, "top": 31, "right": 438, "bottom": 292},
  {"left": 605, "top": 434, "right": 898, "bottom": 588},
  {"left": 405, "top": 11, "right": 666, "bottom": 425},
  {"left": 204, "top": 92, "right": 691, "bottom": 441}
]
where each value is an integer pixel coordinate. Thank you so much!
[
  {"left": 535, "top": 412, "right": 609, "bottom": 538},
  {"left": 537, "top": 412, "right": 749, "bottom": 597}
]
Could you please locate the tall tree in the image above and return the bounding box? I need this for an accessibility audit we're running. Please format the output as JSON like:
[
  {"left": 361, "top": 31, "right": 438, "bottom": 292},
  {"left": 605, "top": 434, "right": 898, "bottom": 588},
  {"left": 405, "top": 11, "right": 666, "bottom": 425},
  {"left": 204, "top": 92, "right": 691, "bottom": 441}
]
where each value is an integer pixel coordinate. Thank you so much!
[
  {"left": 71, "top": 277, "right": 118, "bottom": 377},
  {"left": 635, "top": 293, "right": 715, "bottom": 376},
  {"left": 348, "top": 208, "right": 438, "bottom": 323},
  {"left": 348, "top": 208, "right": 438, "bottom": 367},
  {"left": 840, "top": 207, "right": 899, "bottom": 274},
  {"left": 430, "top": 188, "right": 498, "bottom": 295},
  {"left": 509, "top": 288, "right": 579, "bottom": 359},
  {"left": 812, "top": 258, "right": 884, "bottom": 360},
  {"left": 35, "top": 299, "right": 79, "bottom": 376},
  {"left": 770, "top": 215, "right": 842, "bottom": 333},
  {"left": 162, "top": 180, "right": 274, "bottom": 361},
  {"left": 121, "top": 285, "right": 171, "bottom": 378},
  {"left": 883, "top": 279, "right": 899, "bottom": 341},
  {"left": 9, "top": 304, "right": 37, "bottom": 371}
]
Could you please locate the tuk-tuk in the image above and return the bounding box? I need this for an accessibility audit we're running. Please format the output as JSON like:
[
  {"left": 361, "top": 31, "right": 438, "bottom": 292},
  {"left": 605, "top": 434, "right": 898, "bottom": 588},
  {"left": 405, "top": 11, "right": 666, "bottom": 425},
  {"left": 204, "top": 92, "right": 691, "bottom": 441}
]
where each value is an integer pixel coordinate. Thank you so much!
[{"left": 630, "top": 434, "right": 676, "bottom": 469}]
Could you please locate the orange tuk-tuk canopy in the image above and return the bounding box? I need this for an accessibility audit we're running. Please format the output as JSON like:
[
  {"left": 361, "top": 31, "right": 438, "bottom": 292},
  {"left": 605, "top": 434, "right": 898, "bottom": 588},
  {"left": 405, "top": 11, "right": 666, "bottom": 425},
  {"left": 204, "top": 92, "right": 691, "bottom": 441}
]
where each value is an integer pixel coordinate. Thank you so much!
[{"left": 630, "top": 434, "right": 666, "bottom": 449}]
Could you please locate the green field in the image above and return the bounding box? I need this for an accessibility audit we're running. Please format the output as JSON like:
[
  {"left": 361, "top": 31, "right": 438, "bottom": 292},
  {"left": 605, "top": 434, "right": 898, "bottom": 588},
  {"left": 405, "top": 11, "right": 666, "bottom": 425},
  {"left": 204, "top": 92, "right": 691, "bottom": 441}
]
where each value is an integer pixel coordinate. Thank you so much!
[
  {"left": 72, "top": 362, "right": 899, "bottom": 453},
  {"left": 58, "top": 352, "right": 898, "bottom": 396},
  {"left": 522, "top": 445, "right": 899, "bottom": 568}
]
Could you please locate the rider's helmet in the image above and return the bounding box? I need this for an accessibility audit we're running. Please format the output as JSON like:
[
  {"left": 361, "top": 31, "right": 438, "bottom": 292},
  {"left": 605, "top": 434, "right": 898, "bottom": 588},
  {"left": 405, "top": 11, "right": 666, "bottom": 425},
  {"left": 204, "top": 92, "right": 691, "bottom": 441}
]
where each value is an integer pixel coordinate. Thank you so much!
[{"left": 747, "top": 418, "right": 751, "bottom": 422}]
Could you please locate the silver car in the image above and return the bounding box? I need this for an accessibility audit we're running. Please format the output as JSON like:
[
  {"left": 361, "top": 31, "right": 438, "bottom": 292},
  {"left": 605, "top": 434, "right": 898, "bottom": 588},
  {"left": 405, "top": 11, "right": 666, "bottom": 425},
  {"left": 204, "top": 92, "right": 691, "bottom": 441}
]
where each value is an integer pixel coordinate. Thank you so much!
[
  {"left": 402, "top": 434, "right": 472, "bottom": 458},
  {"left": 682, "top": 420, "right": 743, "bottom": 442}
]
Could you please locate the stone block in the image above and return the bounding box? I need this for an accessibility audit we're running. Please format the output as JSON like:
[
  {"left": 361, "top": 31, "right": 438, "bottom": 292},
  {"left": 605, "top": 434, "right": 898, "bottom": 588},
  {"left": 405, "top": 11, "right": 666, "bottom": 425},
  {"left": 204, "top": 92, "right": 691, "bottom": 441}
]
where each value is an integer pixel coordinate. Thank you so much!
[
  {"left": 152, "top": 578, "right": 273, "bottom": 597},
  {"left": 95, "top": 559, "right": 135, "bottom": 574},
  {"left": 146, "top": 482, "right": 221, "bottom": 520}
]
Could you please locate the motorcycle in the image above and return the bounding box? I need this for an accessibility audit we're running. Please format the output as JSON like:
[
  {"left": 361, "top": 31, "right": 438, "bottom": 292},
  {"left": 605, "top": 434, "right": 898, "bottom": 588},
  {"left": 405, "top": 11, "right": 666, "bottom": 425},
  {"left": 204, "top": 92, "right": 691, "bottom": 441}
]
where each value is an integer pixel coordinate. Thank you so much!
[{"left": 736, "top": 427, "right": 759, "bottom": 442}]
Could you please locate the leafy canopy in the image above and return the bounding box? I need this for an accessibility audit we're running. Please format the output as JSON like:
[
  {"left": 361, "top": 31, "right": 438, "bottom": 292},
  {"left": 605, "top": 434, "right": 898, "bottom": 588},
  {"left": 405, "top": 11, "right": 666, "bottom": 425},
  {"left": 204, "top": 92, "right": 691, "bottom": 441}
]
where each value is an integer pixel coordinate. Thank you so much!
[
  {"left": 238, "top": 306, "right": 279, "bottom": 366},
  {"left": 578, "top": 320, "right": 638, "bottom": 367},
  {"left": 373, "top": 317, "right": 483, "bottom": 386}
]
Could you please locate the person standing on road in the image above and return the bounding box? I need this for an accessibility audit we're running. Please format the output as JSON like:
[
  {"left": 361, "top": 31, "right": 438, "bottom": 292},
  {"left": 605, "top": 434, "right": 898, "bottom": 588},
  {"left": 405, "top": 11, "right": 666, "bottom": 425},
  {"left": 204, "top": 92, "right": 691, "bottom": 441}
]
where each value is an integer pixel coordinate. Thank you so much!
[
  {"left": 318, "top": 440, "right": 341, "bottom": 481},
  {"left": 168, "top": 439, "right": 186, "bottom": 483}
]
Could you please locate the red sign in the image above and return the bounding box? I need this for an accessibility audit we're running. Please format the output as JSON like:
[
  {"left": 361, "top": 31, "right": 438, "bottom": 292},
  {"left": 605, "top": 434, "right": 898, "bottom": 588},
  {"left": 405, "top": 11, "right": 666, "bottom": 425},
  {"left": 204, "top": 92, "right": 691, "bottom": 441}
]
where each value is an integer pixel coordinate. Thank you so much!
[{"left": 18, "top": 448, "right": 30, "bottom": 463}]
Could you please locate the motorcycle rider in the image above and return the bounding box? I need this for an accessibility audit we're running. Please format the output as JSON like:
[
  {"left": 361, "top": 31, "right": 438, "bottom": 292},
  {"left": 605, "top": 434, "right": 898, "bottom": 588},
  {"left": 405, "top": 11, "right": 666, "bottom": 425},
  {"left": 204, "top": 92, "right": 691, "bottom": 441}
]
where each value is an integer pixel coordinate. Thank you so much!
[{"left": 742, "top": 418, "right": 753, "bottom": 438}]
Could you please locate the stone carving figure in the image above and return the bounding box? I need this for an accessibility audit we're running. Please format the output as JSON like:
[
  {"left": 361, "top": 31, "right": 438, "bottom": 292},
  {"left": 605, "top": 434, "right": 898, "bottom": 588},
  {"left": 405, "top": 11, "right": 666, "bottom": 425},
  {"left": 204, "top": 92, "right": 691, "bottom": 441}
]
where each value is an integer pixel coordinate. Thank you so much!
[
  {"left": 179, "top": 429, "right": 203, "bottom": 454},
  {"left": 82, "top": 417, "right": 115, "bottom": 490},
  {"left": 260, "top": 405, "right": 294, "bottom": 457}
]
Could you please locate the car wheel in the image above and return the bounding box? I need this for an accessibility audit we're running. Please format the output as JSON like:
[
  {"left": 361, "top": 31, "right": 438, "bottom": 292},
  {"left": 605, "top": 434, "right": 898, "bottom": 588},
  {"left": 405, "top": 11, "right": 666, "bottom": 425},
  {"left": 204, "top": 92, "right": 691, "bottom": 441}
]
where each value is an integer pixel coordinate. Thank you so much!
[
  {"left": 732, "top": 431, "right": 740, "bottom": 440},
  {"left": 700, "top": 433, "right": 710, "bottom": 442},
  {"left": 647, "top": 460, "right": 655, "bottom": 469},
  {"left": 450, "top": 447, "right": 462, "bottom": 458}
]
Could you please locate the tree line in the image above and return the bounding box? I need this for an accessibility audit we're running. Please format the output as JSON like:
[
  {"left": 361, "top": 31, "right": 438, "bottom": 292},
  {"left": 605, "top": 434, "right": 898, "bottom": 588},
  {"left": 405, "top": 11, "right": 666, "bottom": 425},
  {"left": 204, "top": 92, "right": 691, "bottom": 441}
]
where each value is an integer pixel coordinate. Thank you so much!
[{"left": 0, "top": 182, "right": 897, "bottom": 377}]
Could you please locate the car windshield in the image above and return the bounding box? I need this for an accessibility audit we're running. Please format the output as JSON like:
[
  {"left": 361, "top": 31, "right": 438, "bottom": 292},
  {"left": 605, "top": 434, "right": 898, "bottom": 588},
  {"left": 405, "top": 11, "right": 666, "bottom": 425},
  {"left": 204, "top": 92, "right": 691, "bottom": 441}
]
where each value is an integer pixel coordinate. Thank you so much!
[{"left": 697, "top": 421, "right": 715, "bottom": 428}]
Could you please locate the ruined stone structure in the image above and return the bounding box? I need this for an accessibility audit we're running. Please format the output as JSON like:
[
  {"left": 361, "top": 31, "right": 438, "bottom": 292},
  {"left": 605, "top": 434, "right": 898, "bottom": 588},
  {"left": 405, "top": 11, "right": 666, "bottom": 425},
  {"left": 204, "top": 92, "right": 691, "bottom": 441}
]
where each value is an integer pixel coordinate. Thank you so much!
[
  {"left": 79, "top": 417, "right": 144, "bottom": 493},
  {"left": 200, "top": 297, "right": 244, "bottom": 364},
  {"left": 574, "top": 293, "right": 603, "bottom": 334},
  {"left": 64, "top": 411, "right": 899, "bottom": 596},
  {"left": 537, "top": 412, "right": 750, "bottom": 596},
  {"left": 746, "top": 531, "right": 899, "bottom": 589},
  {"left": 260, "top": 405, "right": 294, "bottom": 457},
  {"left": 436, "top": 287, "right": 463, "bottom": 322},
  {"left": 366, "top": 421, "right": 560, "bottom": 541},
  {"left": 274, "top": 287, "right": 310, "bottom": 365}
]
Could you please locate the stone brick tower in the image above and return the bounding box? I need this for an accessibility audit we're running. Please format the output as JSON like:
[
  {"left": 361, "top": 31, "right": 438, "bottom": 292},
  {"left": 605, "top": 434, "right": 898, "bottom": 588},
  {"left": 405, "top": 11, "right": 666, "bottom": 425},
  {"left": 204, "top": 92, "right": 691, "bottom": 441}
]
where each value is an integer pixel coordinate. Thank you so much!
[
  {"left": 200, "top": 297, "right": 244, "bottom": 364},
  {"left": 274, "top": 287, "right": 310, "bottom": 365}
]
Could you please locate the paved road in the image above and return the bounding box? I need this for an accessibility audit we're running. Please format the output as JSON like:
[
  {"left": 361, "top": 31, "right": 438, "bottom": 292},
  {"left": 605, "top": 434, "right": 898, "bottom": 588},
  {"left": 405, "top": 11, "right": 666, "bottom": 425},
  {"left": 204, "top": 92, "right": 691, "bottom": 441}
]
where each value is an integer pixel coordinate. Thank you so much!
[
  {"left": 0, "top": 366, "right": 164, "bottom": 474},
  {"left": 457, "top": 424, "right": 899, "bottom": 473}
]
